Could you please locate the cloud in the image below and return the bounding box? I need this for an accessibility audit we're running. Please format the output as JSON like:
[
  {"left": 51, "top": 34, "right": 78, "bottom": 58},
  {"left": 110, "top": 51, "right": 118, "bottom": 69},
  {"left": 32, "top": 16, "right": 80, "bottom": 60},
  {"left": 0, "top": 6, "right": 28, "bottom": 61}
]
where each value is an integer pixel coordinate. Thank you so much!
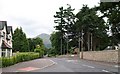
[{"left": 0, "top": 0, "right": 100, "bottom": 38}]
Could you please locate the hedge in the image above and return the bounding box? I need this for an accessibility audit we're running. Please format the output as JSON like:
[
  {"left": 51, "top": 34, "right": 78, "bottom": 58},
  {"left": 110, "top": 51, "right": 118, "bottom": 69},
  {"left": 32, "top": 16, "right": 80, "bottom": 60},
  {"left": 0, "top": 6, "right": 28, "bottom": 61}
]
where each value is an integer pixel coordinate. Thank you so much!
[{"left": 0, "top": 52, "right": 39, "bottom": 68}]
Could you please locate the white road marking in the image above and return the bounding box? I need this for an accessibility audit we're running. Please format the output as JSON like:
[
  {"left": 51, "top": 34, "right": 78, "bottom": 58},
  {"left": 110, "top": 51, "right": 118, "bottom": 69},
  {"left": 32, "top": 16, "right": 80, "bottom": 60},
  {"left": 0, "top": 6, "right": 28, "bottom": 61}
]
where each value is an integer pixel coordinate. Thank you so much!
[
  {"left": 67, "top": 60, "right": 78, "bottom": 62},
  {"left": 17, "top": 59, "right": 56, "bottom": 72},
  {"left": 49, "top": 59, "right": 57, "bottom": 65},
  {"left": 15, "top": 71, "right": 19, "bottom": 72},
  {"left": 114, "top": 65, "right": 120, "bottom": 68},
  {"left": 82, "top": 64, "right": 95, "bottom": 68},
  {"left": 102, "top": 70, "right": 109, "bottom": 72},
  {"left": 71, "top": 55, "right": 74, "bottom": 57},
  {"left": 37, "top": 59, "right": 57, "bottom": 70}
]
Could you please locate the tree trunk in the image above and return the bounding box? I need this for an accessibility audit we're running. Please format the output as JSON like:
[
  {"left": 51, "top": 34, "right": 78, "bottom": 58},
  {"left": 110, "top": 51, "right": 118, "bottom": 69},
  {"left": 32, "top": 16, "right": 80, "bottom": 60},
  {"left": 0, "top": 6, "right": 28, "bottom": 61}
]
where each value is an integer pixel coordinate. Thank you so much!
[
  {"left": 87, "top": 32, "right": 90, "bottom": 51},
  {"left": 90, "top": 33, "right": 92, "bottom": 51},
  {"left": 81, "top": 30, "right": 84, "bottom": 59},
  {"left": 61, "top": 38, "right": 62, "bottom": 55}
]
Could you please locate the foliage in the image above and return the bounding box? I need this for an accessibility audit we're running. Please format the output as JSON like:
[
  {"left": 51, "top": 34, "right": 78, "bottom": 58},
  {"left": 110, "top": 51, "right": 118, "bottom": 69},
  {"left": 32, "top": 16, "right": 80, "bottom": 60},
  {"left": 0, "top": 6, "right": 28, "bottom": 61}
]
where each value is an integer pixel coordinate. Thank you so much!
[
  {"left": 76, "top": 5, "right": 109, "bottom": 51},
  {"left": 50, "top": 32, "right": 63, "bottom": 55},
  {"left": 98, "top": 2, "right": 120, "bottom": 45},
  {"left": 28, "top": 38, "right": 35, "bottom": 52},
  {"left": 47, "top": 48, "right": 57, "bottom": 57},
  {"left": 28, "top": 37, "right": 45, "bottom": 52},
  {"left": 51, "top": 4, "right": 112, "bottom": 54},
  {"left": 0, "top": 52, "right": 39, "bottom": 68},
  {"left": 13, "top": 27, "right": 29, "bottom": 52},
  {"left": 51, "top": 4, "right": 76, "bottom": 55},
  {"left": 34, "top": 45, "right": 44, "bottom": 57}
]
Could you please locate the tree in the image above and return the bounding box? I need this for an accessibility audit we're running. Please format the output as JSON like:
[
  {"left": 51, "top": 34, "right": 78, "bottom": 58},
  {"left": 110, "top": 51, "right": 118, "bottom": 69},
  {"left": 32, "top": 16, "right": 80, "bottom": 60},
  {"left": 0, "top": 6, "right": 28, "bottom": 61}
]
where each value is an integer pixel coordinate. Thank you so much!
[
  {"left": 27, "top": 37, "right": 45, "bottom": 52},
  {"left": 76, "top": 5, "right": 109, "bottom": 51},
  {"left": 53, "top": 4, "right": 77, "bottom": 54},
  {"left": 50, "top": 31, "right": 67, "bottom": 55},
  {"left": 34, "top": 45, "right": 44, "bottom": 57},
  {"left": 13, "top": 27, "right": 29, "bottom": 52},
  {"left": 99, "top": 2, "right": 120, "bottom": 47},
  {"left": 63, "top": 4, "right": 77, "bottom": 52},
  {"left": 54, "top": 6, "right": 66, "bottom": 55},
  {"left": 28, "top": 38, "right": 34, "bottom": 52}
]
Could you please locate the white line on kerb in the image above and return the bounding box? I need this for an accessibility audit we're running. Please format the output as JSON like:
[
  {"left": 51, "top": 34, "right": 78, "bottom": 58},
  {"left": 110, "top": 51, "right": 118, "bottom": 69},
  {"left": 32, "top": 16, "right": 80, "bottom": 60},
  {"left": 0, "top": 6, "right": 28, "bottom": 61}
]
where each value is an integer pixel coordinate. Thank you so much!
[
  {"left": 102, "top": 70, "right": 109, "bottom": 72},
  {"left": 82, "top": 64, "right": 95, "bottom": 68}
]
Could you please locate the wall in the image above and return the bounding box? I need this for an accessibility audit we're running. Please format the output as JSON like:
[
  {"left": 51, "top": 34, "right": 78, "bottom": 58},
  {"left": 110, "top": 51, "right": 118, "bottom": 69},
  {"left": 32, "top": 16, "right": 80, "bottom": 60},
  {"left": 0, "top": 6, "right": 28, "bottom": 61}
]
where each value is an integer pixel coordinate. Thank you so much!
[{"left": 80, "top": 50, "right": 119, "bottom": 63}]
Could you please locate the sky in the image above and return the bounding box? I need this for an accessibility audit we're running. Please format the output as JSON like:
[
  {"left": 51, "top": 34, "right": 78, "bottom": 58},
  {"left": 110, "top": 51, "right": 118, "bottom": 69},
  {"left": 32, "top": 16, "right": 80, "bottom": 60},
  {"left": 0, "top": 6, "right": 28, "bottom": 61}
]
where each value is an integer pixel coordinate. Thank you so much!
[{"left": 0, "top": 0, "right": 100, "bottom": 38}]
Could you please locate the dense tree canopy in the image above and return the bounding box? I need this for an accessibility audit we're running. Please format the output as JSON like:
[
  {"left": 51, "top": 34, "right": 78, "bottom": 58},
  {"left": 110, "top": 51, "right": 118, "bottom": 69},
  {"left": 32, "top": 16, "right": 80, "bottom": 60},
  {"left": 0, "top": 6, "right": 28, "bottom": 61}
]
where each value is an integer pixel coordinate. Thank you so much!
[
  {"left": 50, "top": 3, "right": 120, "bottom": 55},
  {"left": 13, "top": 27, "right": 29, "bottom": 52},
  {"left": 98, "top": 2, "right": 120, "bottom": 46},
  {"left": 28, "top": 37, "right": 45, "bottom": 52}
]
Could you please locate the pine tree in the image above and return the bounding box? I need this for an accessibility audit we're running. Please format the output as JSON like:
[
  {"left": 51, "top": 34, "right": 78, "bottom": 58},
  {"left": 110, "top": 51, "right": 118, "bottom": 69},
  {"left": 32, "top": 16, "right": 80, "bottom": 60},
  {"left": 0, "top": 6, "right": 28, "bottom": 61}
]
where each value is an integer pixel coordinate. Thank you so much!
[{"left": 13, "top": 27, "right": 29, "bottom": 52}]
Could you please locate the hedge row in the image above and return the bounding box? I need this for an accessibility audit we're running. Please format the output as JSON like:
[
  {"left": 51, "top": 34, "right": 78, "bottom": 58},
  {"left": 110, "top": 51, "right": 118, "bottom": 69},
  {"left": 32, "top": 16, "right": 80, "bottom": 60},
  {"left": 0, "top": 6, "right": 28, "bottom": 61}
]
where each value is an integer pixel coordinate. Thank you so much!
[{"left": 0, "top": 52, "right": 39, "bottom": 67}]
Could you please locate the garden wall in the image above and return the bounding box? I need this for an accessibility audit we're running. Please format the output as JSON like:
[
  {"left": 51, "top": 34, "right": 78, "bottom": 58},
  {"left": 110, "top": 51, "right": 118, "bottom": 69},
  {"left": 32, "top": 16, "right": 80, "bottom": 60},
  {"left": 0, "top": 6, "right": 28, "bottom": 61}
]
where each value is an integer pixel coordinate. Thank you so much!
[{"left": 80, "top": 50, "right": 119, "bottom": 63}]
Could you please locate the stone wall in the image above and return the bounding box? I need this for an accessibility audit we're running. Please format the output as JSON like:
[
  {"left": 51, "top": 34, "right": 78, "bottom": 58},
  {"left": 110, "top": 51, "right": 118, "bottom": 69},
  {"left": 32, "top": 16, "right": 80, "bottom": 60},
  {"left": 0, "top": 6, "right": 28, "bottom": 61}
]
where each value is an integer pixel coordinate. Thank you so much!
[{"left": 80, "top": 50, "right": 119, "bottom": 63}]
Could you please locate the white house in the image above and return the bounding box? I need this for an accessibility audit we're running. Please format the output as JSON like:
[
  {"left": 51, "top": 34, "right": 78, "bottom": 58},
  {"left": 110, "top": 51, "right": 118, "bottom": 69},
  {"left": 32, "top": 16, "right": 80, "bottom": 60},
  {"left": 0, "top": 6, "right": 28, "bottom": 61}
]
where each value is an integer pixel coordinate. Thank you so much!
[{"left": 0, "top": 21, "right": 13, "bottom": 57}]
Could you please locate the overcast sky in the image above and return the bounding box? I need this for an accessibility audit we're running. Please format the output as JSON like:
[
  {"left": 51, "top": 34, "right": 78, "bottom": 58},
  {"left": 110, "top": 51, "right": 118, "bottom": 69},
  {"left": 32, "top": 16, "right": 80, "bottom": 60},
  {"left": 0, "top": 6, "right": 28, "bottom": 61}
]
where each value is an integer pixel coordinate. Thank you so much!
[{"left": 0, "top": 0, "right": 100, "bottom": 38}]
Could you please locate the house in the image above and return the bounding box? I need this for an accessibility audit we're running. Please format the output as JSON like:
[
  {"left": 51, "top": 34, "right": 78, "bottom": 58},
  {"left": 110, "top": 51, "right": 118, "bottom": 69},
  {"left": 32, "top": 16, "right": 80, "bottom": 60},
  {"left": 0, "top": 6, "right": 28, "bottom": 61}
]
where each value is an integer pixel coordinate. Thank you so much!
[{"left": 0, "top": 21, "right": 13, "bottom": 57}]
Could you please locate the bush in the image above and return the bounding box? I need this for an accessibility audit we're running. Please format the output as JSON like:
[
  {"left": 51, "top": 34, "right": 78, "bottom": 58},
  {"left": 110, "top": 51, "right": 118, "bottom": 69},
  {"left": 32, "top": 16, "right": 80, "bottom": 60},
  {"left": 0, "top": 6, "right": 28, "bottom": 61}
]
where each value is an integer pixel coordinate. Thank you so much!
[
  {"left": 34, "top": 45, "right": 44, "bottom": 57},
  {"left": 0, "top": 52, "right": 39, "bottom": 68}
]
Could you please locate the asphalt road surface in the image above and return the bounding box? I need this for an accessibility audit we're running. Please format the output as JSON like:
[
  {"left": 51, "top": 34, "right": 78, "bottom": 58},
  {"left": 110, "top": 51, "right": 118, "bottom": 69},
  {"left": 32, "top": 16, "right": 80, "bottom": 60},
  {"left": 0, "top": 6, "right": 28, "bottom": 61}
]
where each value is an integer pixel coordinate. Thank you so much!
[
  {"left": 1, "top": 56, "right": 119, "bottom": 74},
  {"left": 39, "top": 58, "right": 119, "bottom": 73}
]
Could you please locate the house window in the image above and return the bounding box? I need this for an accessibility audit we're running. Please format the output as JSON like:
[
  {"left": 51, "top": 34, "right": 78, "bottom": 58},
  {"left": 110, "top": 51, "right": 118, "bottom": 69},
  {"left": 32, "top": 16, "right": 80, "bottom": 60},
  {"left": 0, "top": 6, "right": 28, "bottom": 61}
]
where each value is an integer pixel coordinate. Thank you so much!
[
  {"left": 3, "top": 32, "right": 5, "bottom": 39},
  {"left": 2, "top": 49, "right": 6, "bottom": 57},
  {"left": 0, "top": 32, "right": 2, "bottom": 41},
  {"left": 2, "top": 52, "right": 5, "bottom": 57}
]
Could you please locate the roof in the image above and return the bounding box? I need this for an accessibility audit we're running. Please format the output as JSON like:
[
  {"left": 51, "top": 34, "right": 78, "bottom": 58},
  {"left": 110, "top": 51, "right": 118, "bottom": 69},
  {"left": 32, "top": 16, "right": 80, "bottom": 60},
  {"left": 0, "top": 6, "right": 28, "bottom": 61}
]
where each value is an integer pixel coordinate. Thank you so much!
[
  {"left": 0, "top": 21, "right": 7, "bottom": 30},
  {"left": 0, "top": 21, "right": 13, "bottom": 35},
  {"left": 7, "top": 26, "right": 13, "bottom": 35},
  {"left": 1, "top": 40, "right": 12, "bottom": 49}
]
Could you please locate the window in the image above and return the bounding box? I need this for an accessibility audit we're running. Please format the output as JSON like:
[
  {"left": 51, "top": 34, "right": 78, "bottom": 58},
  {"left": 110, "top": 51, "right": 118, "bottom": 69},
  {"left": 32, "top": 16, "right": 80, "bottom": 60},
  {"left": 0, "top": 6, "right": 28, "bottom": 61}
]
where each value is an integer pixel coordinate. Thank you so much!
[{"left": 3, "top": 32, "right": 5, "bottom": 39}]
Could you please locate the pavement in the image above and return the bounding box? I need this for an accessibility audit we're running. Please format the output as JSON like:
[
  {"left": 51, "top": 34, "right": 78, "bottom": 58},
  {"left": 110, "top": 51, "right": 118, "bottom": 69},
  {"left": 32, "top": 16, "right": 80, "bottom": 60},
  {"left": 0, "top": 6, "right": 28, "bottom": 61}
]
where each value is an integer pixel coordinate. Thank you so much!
[{"left": 1, "top": 55, "right": 120, "bottom": 74}]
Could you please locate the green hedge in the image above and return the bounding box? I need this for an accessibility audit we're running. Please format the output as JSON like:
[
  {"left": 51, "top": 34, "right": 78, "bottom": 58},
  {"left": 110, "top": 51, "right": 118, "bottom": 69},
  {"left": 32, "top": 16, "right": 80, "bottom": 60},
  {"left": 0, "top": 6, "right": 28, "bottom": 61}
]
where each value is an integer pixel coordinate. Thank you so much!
[{"left": 0, "top": 52, "right": 39, "bottom": 68}]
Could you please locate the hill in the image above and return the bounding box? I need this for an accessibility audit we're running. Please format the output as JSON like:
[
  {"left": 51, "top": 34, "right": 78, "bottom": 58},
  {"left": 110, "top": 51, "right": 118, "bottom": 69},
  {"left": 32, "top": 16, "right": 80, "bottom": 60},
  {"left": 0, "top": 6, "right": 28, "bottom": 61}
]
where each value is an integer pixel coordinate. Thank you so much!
[{"left": 36, "top": 33, "right": 51, "bottom": 48}]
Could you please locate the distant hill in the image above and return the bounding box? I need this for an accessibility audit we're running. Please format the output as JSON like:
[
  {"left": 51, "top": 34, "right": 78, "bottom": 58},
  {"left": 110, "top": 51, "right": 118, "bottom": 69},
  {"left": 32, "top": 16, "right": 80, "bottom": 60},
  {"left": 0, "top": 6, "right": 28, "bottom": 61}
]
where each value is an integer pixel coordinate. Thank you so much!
[{"left": 36, "top": 33, "right": 51, "bottom": 48}]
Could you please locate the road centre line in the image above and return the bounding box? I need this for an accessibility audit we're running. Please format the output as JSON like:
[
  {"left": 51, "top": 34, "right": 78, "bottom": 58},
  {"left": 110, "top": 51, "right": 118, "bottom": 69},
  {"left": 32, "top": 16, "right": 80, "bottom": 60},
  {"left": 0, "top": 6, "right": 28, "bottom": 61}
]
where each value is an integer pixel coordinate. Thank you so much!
[
  {"left": 82, "top": 64, "right": 95, "bottom": 68},
  {"left": 102, "top": 70, "right": 109, "bottom": 72},
  {"left": 49, "top": 59, "right": 57, "bottom": 65},
  {"left": 114, "top": 65, "right": 120, "bottom": 68}
]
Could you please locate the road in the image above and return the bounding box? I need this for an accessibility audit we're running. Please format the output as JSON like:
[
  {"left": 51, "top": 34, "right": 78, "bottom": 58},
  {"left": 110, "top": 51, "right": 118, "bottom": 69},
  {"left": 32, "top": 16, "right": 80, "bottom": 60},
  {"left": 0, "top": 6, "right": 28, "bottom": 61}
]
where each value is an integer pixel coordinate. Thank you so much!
[{"left": 2, "top": 56, "right": 119, "bottom": 74}]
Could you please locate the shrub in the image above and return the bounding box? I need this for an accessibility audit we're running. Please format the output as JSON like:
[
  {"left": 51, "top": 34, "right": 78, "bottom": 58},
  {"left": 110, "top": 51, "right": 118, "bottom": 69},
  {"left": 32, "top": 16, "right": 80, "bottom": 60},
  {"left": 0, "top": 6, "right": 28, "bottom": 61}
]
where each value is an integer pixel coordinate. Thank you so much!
[
  {"left": 34, "top": 45, "right": 44, "bottom": 58},
  {"left": 0, "top": 52, "right": 39, "bottom": 68}
]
